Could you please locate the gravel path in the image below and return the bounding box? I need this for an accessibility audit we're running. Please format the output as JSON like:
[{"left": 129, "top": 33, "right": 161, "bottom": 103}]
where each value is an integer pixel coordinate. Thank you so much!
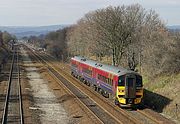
[{"left": 21, "top": 47, "right": 69, "bottom": 124}]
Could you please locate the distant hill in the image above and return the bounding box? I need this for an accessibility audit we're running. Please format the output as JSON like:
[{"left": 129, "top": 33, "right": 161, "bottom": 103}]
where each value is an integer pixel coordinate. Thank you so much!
[
  {"left": 1, "top": 24, "right": 179, "bottom": 39},
  {"left": 167, "top": 25, "right": 180, "bottom": 32},
  {"left": 0, "top": 25, "right": 68, "bottom": 38},
  {"left": 168, "top": 25, "right": 180, "bottom": 29}
]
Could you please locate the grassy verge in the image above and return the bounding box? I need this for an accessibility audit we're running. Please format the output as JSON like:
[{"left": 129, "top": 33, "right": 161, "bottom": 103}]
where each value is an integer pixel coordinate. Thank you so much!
[{"left": 143, "top": 73, "right": 180, "bottom": 123}]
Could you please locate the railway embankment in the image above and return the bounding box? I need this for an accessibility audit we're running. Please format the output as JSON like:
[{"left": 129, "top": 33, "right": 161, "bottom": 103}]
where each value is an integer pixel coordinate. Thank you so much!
[{"left": 144, "top": 74, "right": 180, "bottom": 123}]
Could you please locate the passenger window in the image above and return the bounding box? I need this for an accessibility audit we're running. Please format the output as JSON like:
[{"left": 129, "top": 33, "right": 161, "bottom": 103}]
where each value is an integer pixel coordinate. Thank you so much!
[{"left": 111, "top": 79, "right": 113, "bottom": 86}]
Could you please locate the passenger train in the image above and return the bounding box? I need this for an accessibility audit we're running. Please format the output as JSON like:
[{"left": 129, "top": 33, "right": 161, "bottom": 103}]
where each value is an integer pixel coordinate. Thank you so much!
[{"left": 70, "top": 56, "right": 143, "bottom": 107}]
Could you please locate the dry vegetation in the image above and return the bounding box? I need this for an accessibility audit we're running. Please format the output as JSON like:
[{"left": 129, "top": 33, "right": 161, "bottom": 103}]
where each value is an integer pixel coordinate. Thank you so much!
[
  {"left": 26, "top": 4, "right": 180, "bottom": 122},
  {"left": 66, "top": 4, "right": 180, "bottom": 76},
  {"left": 0, "top": 31, "right": 16, "bottom": 68}
]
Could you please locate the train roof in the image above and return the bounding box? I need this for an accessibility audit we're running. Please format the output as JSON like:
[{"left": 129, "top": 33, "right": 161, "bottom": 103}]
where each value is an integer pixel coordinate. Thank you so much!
[{"left": 71, "top": 56, "right": 141, "bottom": 76}]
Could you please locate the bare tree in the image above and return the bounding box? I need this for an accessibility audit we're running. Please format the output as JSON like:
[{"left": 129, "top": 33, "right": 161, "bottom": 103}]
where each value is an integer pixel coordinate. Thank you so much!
[
  {"left": 66, "top": 4, "right": 178, "bottom": 76},
  {"left": 75, "top": 4, "right": 148, "bottom": 66}
]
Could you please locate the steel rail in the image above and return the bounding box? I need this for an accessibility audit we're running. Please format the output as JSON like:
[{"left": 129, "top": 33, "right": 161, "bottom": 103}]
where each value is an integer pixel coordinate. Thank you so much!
[
  {"left": 39, "top": 53, "right": 141, "bottom": 123},
  {"left": 47, "top": 68, "right": 104, "bottom": 124},
  {"left": 17, "top": 50, "right": 24, "bottom": 124},
  {"left": 26, "top": 45, "right": 136, "bottom": 124},
  {"left": 58, "top": 61, "right": 164, "bottom": 124},
  {"left": 42, "top": 53, "right": 168, "bottom": 124},
  {"left": 28, "top": 46, "right": 105, "bottom": 124},
  {"left": 136, "top": 109, "right": 175, "bottom": 124},
  {"left": 58, "top": 63, "right": 165, "bottom": 124},
  {"left": 1, "top": 50, "right": 15, "bottom": 124},
  {"left": 42, "top": 51, "right": 164, "bottom": 124},
  {"left": 49, "top": 61, "right": 141, "bottom": 124},
  {"left": 1, "top": 48, "right": 24, "bottom": 124}
]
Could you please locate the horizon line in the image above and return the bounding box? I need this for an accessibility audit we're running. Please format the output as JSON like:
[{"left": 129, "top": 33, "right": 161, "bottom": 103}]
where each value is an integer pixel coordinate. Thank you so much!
[{"left": 0, "top": 24, "right": 72, "bottom": 27}]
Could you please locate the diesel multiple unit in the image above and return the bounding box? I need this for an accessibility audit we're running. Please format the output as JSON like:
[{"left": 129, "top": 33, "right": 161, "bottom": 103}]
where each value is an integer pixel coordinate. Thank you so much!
[{"left": 70, "top": 56, "right": 143, "bottom": 107}]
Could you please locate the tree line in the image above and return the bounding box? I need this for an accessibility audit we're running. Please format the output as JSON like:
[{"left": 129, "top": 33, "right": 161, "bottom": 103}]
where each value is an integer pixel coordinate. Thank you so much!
[
  {"left": 0, "top": 31, "right": 16, "bottom": 69},
  {"left": 28, "top": 4, "right": 180, "bottom": 77},
  {"left": 0, "top": 31, "right": 16, "bottom": 47}
]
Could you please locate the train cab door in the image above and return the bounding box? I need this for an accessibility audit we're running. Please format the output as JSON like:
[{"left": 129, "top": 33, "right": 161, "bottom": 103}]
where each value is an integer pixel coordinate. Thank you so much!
[{"left": 125, "top": 75, "right": 136, "bottom": 98}]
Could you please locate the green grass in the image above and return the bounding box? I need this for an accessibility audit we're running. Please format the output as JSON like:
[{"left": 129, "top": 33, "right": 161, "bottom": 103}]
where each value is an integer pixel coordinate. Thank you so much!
[
  {"left": 144, "top": 73, "right": 180, "bottom": 123},
  {"left": 142, "top": 75, "right": 149, "bottom": 85},
  {"left": 151, "top": 77, "right": 170, "bottom": 91}
]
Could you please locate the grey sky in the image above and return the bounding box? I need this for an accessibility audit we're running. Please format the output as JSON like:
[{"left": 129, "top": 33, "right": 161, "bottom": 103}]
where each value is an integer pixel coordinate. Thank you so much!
[{"left": 0, "top": 0, "right": 179, "bottom": 26}]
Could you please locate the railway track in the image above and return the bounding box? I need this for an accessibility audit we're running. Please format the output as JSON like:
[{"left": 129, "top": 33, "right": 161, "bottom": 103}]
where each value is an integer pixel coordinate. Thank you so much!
[
  {"left": 42, "top": 61, "right": 161, "bottom": 124},
  {"left": 25, "top": 46, "right": 138, "bottom": 124},
  {"left": 44, "top": 55, "right": 176, "bottom": 124},
  {"left": 1, "top": 47, "right": 24, "bottom": 124},
  {"left": 61, "top": 63, "right": 175, "bottom": 124},
  {"left": 136, "top": 109, "right": 175, "bottom": 124},
  {"left": 26, "top": 46, "right": 124, "bottom": 123},
  {"left": 25, "top": 44, "right": 174, "bottom": 124},
  {"left": 25, "top": 46, "right": 103, "bottom": 124}
]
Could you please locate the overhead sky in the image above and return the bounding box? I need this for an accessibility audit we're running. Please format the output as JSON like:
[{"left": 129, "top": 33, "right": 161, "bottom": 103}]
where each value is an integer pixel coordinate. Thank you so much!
[{"left": 0, "top": 0, "right": 179, "bottom": 26}]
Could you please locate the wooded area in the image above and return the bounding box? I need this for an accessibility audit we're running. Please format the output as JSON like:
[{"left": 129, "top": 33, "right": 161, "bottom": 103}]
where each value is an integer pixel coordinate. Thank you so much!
[
  {"left": 27, "top": 4, "right": 180, "bottom": 77},
  {"left": 0, "top": 31, "right": 16, "bottom": 63}
]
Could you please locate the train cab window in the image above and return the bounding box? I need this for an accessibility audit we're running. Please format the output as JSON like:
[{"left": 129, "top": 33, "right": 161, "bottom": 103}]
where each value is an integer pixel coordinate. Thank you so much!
[
  {"left": 127, "top": 78, "right": 134, "bottom": 87},
  {"left": 136, "top": 75, "right": 142, "bottom": 87},
  {"left": 118, "top": 76, "right": 125, "bottom": 86}
]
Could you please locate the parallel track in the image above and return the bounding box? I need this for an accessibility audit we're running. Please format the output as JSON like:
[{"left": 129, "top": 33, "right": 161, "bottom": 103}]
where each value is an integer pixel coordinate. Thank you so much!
[
  {"left": 43, "top": 54, "right": 175, "bottom": 124},
  {"left": 26, "top": 46, "right": 123, "bottom": 123},
  {"left": 26, "top": 46, "right": 103, "bottom": 124},
  {"left": 25, "top": 46, "right": 140, "bottom": 124},
  {"left": 25, "top": 44, "right": 174, "bottom": 124},
  {"left": 1, "top": 47, "right": 24, "bottom": 124}
]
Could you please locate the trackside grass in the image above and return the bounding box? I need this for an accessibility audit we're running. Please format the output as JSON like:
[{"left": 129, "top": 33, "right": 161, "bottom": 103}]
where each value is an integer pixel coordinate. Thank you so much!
[{"left": 144, "top": 73, "right": 180, "bottom": 123}]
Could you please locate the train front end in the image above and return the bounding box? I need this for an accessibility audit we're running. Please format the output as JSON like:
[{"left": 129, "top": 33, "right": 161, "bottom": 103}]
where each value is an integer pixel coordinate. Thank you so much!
[{"left": 115, "top": 74, "right": 143, "bottom": 107}]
